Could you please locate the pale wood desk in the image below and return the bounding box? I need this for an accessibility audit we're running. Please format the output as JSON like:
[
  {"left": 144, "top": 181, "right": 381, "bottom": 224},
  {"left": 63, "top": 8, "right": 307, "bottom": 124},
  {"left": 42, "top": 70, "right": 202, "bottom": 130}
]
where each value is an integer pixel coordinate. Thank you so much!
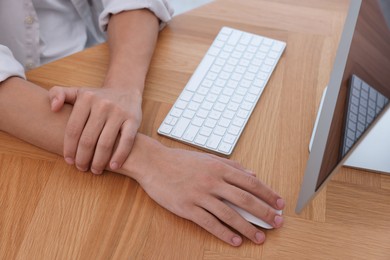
[{"left": 1, "top": 0, "right": 390, "bottom": 259}]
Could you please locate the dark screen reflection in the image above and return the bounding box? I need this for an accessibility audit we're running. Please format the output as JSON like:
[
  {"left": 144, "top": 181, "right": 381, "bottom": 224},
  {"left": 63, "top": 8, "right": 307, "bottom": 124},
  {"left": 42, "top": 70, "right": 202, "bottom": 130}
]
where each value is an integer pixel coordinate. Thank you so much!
[{"left": 315, "top": 0, "right": 390, "bottom": 190}]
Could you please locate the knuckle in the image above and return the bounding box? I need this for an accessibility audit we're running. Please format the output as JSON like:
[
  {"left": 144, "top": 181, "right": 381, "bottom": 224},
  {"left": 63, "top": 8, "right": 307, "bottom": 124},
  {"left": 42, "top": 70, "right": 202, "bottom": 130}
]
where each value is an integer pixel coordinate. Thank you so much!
[
  {"left": 207, "top": 159, "right": 226, "bottom": 173},
  {"left": 121, "top": 131, "right": 136, "bottom": 144},
  {"left": 79, "top": 135, "right": 95, "bottom": 149},
  {"left": 200, "top": 215, "right": 218, "bottom": 230},
  {"left": 79, "top": 89, "right": 94, "bottom": 101},
  {"left": 198, "top": 173, "right": 219, "bottom": 191},
  {"left": 97, "top": 139, "right": 113, "bottom": 151},
  {"left": 66, "top": 123, "right": 80, "bottom": 139},
  {"left": 112, "top": 104, "right": 125, "bottom": 115},
  {"left": 238, "top": 190, "right": 253, "bottom": 205},
  {"left": 246, "top": 175, "right": 259, "bottom": 189},
  {"left": 50, "top": 86, "right": 60, "bottom": 93},
  {"left": 220, "top": 204, "right": 234, "bottom": 222},
  {"left": 98, "top": 99, "right": 114, "bottom": 111}
]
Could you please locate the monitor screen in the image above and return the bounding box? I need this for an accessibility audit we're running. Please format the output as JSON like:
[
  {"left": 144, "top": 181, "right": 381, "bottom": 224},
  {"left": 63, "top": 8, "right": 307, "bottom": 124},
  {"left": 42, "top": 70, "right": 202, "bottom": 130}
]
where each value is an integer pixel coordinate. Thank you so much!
[{"left": 296, "top": 0, "right": 390, "bottom": 213}]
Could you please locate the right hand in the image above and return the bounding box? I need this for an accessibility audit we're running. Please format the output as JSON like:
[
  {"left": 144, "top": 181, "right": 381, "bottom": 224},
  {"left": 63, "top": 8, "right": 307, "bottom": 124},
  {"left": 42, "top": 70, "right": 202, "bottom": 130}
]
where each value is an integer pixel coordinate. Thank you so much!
[{"left": 135, "top": 145, "right": 285, "bottom": 246}]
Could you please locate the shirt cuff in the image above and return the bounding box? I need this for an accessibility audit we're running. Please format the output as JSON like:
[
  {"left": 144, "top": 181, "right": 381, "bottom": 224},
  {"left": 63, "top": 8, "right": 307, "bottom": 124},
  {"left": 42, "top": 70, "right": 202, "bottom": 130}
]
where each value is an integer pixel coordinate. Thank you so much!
[
  {"left": 0, "top": 45, "right": 26, "bottom": 83},
  {"left": 99, "top": 0, "right": 174, "bottom": 32}
]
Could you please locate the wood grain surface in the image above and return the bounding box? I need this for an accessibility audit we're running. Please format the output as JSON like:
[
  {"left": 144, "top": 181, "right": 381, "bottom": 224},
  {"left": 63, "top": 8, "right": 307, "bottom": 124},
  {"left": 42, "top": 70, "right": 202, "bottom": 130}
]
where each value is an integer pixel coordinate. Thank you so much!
[{"left": 1, "top": 0, "right": 389, "bottom": 259}]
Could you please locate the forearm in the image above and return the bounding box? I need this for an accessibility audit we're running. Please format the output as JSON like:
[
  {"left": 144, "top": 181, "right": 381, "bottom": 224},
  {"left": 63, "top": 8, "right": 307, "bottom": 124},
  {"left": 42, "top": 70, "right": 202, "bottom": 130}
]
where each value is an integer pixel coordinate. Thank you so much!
[
  {"left": 103, "top": 9, "right": 160, "bottom": 95},
  {"left": 0, "top": 78, "right": 285, "bottom": 246},
  {"left": 0, "top": 77, "right": 159, "bottom": 182}
]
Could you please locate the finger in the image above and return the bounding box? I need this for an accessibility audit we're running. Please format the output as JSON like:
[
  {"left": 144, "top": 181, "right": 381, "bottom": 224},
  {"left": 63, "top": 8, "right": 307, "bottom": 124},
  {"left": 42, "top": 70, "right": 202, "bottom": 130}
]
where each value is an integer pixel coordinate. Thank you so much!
[
  {"left": 49, "top": 86, "right": 78, "bottom": 112},
  {"left": 219, "top": 184, "right": 283, "bottom": 229},
  {"left": 109, "top": 120, "right": 137, "bottom": 170},
  {"left": 90, "top": 117, "right": 123, "bottom": 174},
  {"left": 197, "top": 197, "right": 266, "bottom": 245},
  {"left": 188, "top": 205, "right": 243, "bottom": 246},
  {"left": 223, "top": 169, "right": 285, "bottom": 211},
  {"left": 74, "top": 109, "right": 106, "bottom": 172},
  {"left": 206, "top": 154, "right": 256, "bottom": 176},
  {"left": 63, "top": 99, "right": 92, "bottom": 166}
]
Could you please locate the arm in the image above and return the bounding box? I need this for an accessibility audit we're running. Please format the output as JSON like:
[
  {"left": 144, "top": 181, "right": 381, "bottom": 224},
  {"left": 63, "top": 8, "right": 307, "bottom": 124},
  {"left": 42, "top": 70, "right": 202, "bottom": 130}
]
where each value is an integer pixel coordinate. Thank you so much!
[
  {"left": 49, "top": 9, "right": 160, "bottom": 174},
  {"left": 0, "top": 77, "right": 285, "bottom": 247}
]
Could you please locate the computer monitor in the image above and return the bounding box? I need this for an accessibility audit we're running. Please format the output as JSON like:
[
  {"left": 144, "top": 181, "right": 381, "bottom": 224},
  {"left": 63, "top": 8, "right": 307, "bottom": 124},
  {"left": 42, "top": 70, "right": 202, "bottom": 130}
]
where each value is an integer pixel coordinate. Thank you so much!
[{"left": 296, "top": 0, "right": 390, "bottom": 213}]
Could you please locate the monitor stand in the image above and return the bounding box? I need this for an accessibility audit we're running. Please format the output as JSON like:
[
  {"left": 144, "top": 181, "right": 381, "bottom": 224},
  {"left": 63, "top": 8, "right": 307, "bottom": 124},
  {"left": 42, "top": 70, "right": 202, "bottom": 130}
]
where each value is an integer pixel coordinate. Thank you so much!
[{"left": 309, "top": 87, "right": 390, "bottom": 175}]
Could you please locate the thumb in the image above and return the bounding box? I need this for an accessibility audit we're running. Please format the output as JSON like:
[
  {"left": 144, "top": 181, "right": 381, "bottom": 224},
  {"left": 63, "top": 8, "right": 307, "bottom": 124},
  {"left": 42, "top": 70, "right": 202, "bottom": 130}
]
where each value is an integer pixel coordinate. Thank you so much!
[{"left": 49, "top": 86, "right": 78, "bottom": 112}]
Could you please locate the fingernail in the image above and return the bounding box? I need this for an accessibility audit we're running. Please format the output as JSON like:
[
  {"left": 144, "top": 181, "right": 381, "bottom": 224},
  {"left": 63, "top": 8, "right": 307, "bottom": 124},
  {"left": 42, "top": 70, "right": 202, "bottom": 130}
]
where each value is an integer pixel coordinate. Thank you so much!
[
  {"left": 255, "top": 232, "right": 265, "bottom": 243},
  {"left": 274, "top": 215, "right": 283, "bottom": 228},
  {"left": 76, "top": 165, "right": 88, "bottom": 172},
  {"left": 65, "top": 157, "right": 74, "bottom": 165},
  {"left": 276, "top": 198, "right": 285, "bottom": 209},
  {"left": 91, "top": 168, "right": 102, "bottom": 175},
  {"left": 110, "top": 161, "right": 119, "bottom": 170},
  {"left": 231, "top": 236, "right": 242, "bottom": 246}
]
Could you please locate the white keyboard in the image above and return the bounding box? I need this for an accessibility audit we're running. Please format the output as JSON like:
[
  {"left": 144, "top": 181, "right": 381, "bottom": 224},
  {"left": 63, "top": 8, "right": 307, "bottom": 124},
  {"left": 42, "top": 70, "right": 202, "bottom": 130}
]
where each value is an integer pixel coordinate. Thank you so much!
[{"left": 158, "top": 27, "right": 286, "bottom": 156}]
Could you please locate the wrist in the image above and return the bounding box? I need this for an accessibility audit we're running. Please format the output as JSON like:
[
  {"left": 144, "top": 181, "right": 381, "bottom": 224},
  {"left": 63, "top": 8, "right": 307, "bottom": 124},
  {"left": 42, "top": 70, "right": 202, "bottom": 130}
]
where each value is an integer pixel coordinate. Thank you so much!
[
  {"left": 115, "top": 134, "right": 167, "bottom": 184},
  {"left": 103, "top": 71, "right": 145, "bottom": 96}
]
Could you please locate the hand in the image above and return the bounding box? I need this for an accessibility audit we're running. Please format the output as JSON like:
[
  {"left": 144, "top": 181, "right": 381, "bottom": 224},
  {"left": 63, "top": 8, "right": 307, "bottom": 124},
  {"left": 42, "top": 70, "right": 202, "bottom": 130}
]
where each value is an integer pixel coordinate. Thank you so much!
[
  {"left": 49, "top": 86, "right": 142, "bottom": 174},
  {"left": 134, "top": 145, "right": 285, "bottom": 246}
]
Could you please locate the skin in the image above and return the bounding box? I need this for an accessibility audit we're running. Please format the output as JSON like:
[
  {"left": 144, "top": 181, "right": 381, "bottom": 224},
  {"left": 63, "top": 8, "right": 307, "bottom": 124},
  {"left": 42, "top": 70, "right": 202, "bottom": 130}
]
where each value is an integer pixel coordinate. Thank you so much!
[
  {"left": 0, "top": 10, "right": 285, "bottom": 246},
  {"left": 49, "top": 9, "right": 160, "bottom": 175}
]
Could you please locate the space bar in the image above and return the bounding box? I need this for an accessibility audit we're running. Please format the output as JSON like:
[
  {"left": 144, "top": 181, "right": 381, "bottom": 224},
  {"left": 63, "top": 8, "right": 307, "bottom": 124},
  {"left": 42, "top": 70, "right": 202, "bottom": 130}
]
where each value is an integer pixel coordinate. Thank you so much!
[{"left": 185, "top": 54, "right": 215, "bottom": 92}]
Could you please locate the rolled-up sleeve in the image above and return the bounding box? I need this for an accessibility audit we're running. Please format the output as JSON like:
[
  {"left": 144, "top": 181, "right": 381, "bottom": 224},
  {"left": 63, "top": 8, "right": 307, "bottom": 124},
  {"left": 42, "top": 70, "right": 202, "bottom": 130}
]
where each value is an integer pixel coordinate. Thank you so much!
[
  {"left": 0, "top": 45, "right": 26, "bottom": 83},
  {"left": 99, "top": 0, "right": 174, "bottom": 32}
]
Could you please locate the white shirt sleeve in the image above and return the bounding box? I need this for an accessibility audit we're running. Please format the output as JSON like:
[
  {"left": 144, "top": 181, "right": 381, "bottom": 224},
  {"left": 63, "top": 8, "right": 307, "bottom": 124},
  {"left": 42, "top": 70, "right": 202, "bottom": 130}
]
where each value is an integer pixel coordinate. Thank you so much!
[
  {"left": 99, "top": 0, "right": 174, "bottom": 32},
  {"left": 0, "top": 45, "right": 26, "bottom": 83}
]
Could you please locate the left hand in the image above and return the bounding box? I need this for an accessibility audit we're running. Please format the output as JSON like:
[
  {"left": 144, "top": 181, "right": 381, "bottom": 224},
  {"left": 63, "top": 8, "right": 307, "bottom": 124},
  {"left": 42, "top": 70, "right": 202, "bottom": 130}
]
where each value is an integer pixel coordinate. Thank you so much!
[{"left": 49, "top": 86, "right": 142, "bottom": 174}]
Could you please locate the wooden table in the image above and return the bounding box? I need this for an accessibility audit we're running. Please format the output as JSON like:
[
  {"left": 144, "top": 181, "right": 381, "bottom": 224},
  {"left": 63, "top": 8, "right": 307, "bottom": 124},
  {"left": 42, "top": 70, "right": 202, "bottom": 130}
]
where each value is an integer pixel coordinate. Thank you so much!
[{"left": 1, "top": 0, "right": 389, "bottom": 259}]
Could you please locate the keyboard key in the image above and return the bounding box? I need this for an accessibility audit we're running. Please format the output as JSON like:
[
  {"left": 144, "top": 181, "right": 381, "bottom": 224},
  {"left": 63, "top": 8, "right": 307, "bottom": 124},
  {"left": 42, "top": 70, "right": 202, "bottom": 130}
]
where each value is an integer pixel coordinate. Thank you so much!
[
  {"left": 219, "top": 142, "right": 232, "bottom": 153},
  {"left": 172, "top": 118, "right": 191, "bottom": 138},
  {"left": 188, "top": 101, "right": 200, "bottom": 111},
  {"left": 204, "top": 118, "right": 217, "bottom": 128},
  {"left": 251, "top": 36, "right": 263, "bottom": 46},
  {"left": 183, "top": 110, "right": 195, "bottom": 119},
  {"left": 228, "top": 125, "right": 241, "bottom": 135},
  {"left": 272, "top": 42, "right": 285, "bottom": 52},
  {"left": 239, "top": 32, "right": 252, "bottom": 45},
  {"left": 186, "top": 55, "right": 215, "bottom": 92},
  {"left": 232, "top": 117, "right": 245, "bottom": 127},
  {"left": 183, "top": 125, "right": 200, "bottom": 142},
  {"left": 208, "top": 46, "right": 221, "bottom": 56},
  {"left": 223, "top": 133, "right": 236, "bottom": 144},
  {"left": 207, "top": 134, "right": 222, "bottom": 149},
  {"left": 180, "top": 90, "right": 194, "bottom": 101},
  {"left": 197, "top": 108, "right": 209, "bottom": 118},
  {"left": 200, "top": 126, "right": 213, "bottom": 136},
  {"left": 214, "top": 125, "right": 227, "bottom": 136},
  {"left": 159, "top": 124, "right": 173, "bottom": 134},
  {"left": 227, "top": 30, "right": 242, "bottom": 46},
  {"left": 223, "top": 110, "right": 235, "bottom": 119},
  {"left": 171, "top": 108, "right": 183, "bottom": 117},
  {"left": 195, "top": 135, "right": 207, "bottom": 145},
  {"left": 192, "top": 116, "right": 204, "bottom": 127},
  {"left": 219, "top": 117, "right": 231, "bottom": 128},
  {"left": 221, "top": 27, "right": 233, "bottom": 35},
  {"left": 175, "top": 100, "right": 187, "bottom": 109}
]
